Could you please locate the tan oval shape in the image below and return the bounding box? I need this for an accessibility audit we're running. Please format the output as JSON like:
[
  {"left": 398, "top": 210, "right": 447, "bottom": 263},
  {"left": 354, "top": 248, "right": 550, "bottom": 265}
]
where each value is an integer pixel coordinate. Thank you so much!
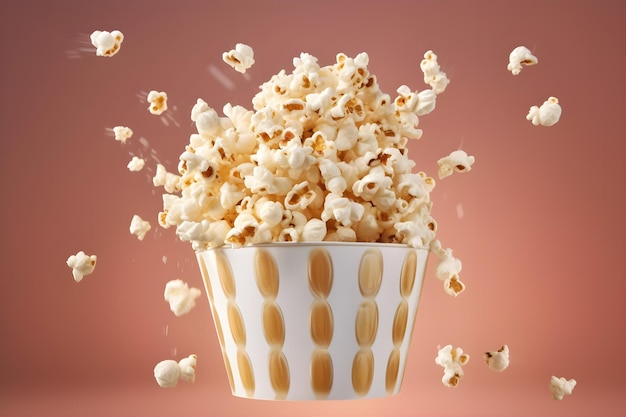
[
  {"left": 269, "top": 348, "right": 290, "bottom": 399},
  {"left": 400, "top": 250, "right": 418, "bottom": 297},
  {"left": 227, "top": 302, "right": 246, "bottom": 346},
  {"left": 385, "top": 349, "right": 401, "bottom": 394},
  {"left": 358, "top": 249, "right": 383, "bottom": 298},
  {"left": 215, "top": 250, "right": 236, "bottom": 298},
  {"left": 310, "top": 349, "right": 333, "bottom": 398},
  {"left": 352, "top": 349, "right": 374, "bottom": 396},
  {"left": 392, "top": 300, "right": 409, "bottom": 346},
  {"left": 262, "top": 302, "right": 285, "bottom": 347},
  {"left": 309, "top": 300, "right": 334, "bottom": 347},
  {"left": 355, "top": 300, "right": 379, "bottom": 347},
  {"left": 308, "top": 248, "right": 333, "bottom": 298},
  {"left": 237, "top": 349, "right": 255, "bottom": 396},
  {"left": 255, "top": 249, "right": 279, "bottom": 298}
]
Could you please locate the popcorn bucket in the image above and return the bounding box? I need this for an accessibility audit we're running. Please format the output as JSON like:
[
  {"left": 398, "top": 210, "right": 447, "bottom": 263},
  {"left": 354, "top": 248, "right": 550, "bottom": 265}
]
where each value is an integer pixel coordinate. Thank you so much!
[{"left": 196, "top": 243, "right": 429, "bottom": 400}]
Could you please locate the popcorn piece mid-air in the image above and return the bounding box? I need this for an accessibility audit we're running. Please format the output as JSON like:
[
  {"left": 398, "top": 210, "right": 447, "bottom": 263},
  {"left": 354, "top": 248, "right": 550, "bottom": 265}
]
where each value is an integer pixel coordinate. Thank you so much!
[
  {"left": 435, "top": 344, "right": 470, "bottom": 387},
  {"left": 113, "top": 126, "right": 133, "bottom": 143},
  {"left": 437, "top": 149, "right": 475, "bottom": 179},
  {"left": 147, "top": 90, "right": 168, "bottom": 115},
  {"left": 154, "top": 354, "right": 198, "bottom": 388},
  {"left": 526, "top": 96, "right": 562, "bottom": 127},
  {"left": 127, "top": 156, "right": 145, "bottom": 172},
  {"left": 507, "top": 46, "right": 538, "bottom": 75},
  {"left": 549, "top": 376, "right": 576, "bottom": 400},
  {"left": 484, "top": 345, "right": 510, "bottom": 372},
  {"left": 90, "top": 30, "right": 124, "bottom": 57},
  {"left": 420, "top": 50, "right": 450, "bottom": 94},
  {"left": 163, "top": 279, "right": 202, "bottom": 316},
  {"left": 66, "top": 251, "right": 97, "bottom": 283},
  {"left": 129, "top": 214, "right": 151, "bottom": 240},
  {"left": 222, "top": 43, "right": 255, "bottom": 73}
]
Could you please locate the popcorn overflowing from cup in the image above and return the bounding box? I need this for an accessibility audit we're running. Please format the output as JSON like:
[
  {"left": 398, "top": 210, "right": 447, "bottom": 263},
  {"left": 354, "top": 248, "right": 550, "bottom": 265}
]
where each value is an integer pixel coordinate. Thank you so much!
[
  {"left": 163, "top": 279, "right": 202, "bottom": 317},
  {"left": 153, "top": 354, "right": 198, "bottom": 388},
  {"left": 90, "top": 30, "right": 124, "bottom": 57},
  {"left": 66, "top": 251, "right": 97, "bottom": 283}
]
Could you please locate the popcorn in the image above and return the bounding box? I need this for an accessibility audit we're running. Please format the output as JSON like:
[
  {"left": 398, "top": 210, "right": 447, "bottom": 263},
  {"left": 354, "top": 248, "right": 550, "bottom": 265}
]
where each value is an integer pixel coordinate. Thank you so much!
[
  {"left": 113, "top": 126, "right": 133, "bottom": 143},
  {"left": 90, "top": 30, "right": 124, "bottom": 57},
  {"left": 549, "top": 376, "right": 577, "bottom": 400},
  {"left": 433, "top": 244, "right": 465, "bottom": 297},
  {"left": 163, "top": 279, "right": 202, "bottom": 316},
  {"left": 507, "top": 46, "right": 538, "bottom": 75},
  {"left": 129, "top": 214, "right": 151, "bottom": 241},
  {"left": 437, "top": 150, "right": 476, "bottom": 179},
  {"left": 127, "top": 156, "right": 145, "bottom": 172},
  {"left": 435, "top": 345, "right": 470, "bottom": 387},
  {"left": 484, "top": 345, "right": 510, "bottom": 372},
  {"left": 153, "top": 354, "right": 198, "bottom": 388},
  {"left": 420, "top": 50, "right": 450, "bottom": 94},
  {"left": 526, "top": 96, "right": 562, "bottom": 127},
  {"left": 222, "top": 43, "right": 255, "bottom": 73},
  {"left": 66, "top": 250, "right": 97, "bottom": 283},
  {"left": 147, "top": 90, "right": 168, "bottom": 115}
]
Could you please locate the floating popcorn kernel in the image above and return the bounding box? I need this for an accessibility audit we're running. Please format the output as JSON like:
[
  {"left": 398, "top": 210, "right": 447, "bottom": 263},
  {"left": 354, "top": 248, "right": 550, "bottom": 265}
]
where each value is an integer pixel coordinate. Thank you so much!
[
  {"left": 147, "top": 90, "right": 168, "bottom": 115},
  {"left": 484, "top": 344, "right": 510, "bottom": 372},
  {"left": 90, "top": 30, "right": 124, "bottom": 57},
  {"left": 113, "top": 125, "right": 133, "bottom": 143},
  {"left": 526, "top": 96, "right": 562, "bottom": 127},
  {"left": 129, "top": 214, "right": 151, "bottom": 241},
  {"left": 437, "top": 150, "right": 475, "bottom": 179},
  {"left": 163, "top": 279, "right": 202, "bottom": 317},
  {"left": 127, "top": 156, "right": 145, "bottom": 172},
  {"left": 154, "top": 354, "right": 198, "bottom": 388},
  {"left": 435, "top": 345, "right": 469, "bottom": 387},
  {"left": 66, "top": 250, "right": 97, "bottom": 282},
  {"left": 444, "top": 275, "right": 465, "bottom": 297},
  {"left": 549, "top": 376, "right": 577, "bottom": 400},
  {"left": 222, "top": 43, "right": 255, "bottom": 74},
  {"left": 507, "top": 46, "right": 538, "bottom": 75}
]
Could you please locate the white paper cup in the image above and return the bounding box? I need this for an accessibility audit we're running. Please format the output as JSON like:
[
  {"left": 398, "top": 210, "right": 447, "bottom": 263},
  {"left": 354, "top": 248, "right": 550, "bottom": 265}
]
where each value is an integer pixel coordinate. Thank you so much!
[{"left": 196, "top": 242, "right": 429, "bottom": 400}]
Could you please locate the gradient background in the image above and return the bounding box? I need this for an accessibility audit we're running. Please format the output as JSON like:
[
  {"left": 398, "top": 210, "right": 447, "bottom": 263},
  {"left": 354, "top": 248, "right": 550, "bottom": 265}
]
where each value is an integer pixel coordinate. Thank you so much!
[{"left": 1, "top": 0, "right": 625, "bottom": 416}]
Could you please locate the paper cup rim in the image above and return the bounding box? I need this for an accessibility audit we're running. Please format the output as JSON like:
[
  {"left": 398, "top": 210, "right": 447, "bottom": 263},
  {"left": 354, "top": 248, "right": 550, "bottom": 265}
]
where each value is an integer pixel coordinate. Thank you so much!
[{"left": 198, "top": 242, "right": 430, "bottom": 251}]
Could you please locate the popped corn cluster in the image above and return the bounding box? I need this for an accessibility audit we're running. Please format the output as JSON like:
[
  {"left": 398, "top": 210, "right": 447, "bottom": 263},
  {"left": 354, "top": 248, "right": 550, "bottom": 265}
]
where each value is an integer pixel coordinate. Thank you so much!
[
  {"left": 90, "top": 30, "right": 124, "bottom": 57},
  {"left": 66, "top": 250, "right": 97, "bottom": 282},
  {"left": 435, "top": 344, "right": 470, "bottom": 387},
  {"left": 163, "top": 279, "right": 202, "bottom": 317},
  {"left": 154, "top": 50, "right": 468, "bottom": 281},
  {"left": 153, "top": 354, "right": 198, "bottom": 388}
]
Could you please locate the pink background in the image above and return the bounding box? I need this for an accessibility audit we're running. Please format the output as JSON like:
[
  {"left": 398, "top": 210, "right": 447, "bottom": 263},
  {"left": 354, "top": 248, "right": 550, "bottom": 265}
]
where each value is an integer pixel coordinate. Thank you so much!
[{"left": 1, "top": 0, "right": 625, "bottom": 416}]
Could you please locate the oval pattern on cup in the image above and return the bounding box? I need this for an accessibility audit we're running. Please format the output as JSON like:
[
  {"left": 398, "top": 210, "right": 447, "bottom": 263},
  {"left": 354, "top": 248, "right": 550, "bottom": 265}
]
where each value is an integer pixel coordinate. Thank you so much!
[
  {"left": 237, "top": 349, "right": 255, "bottom": 396},
  {"left": 308, "top": 248, "right": 333, "bottom": 298},
  {"left": 358, "top": 249, "right": 383, "bottom": 298},
  {"left": 262, "top": 302, "right": 285, "bottom": 347},
  {"left": 310, "top": 349, "right": 333, "bottom": 398},
  {"left": 215, "top": 250, "right": 236, "bottom": 298},
  {"left": 355, "top": 300, "right": 379, "bottom": 347},
  {"left": 309, "top": 299, "right": 334, "bottom": 347},
  {"left": 385, "top": 349, "right": 401, "bottom": 394},
  {"left": 269, "top": 348, "right": 290, "bottom": 399},
  {"left": 351, "top": 349, "right": 375, "bottom": 396},
  {"left": 254, "top": 248, "right": 279, "bottom": 298},
  {"left": 392, "top": 300, "right": 409, "bottom": 346},
  {"left": 227, "top": 302, "right": 246, "bottom": 346},
  {"left": 400, "top": 250, "right": 418, "bottom": 297}
]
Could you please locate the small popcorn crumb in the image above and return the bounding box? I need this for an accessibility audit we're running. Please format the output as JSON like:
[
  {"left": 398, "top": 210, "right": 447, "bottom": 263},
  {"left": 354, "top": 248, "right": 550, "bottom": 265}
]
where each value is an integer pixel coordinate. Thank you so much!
[
  {"left": 484, "top": 345, "right": 510, "bottom": 372},
  {"left": 163, "top": 279, "right": 202, "bottom": 316},
  {"left": 90, "top": 30, "right": 124, "bottom": 57},
  {"left": 113, "top": 126, "right": 133, "bottom": 143},
  {"left": 127, "top": 156, "right": 145, "bottom": 172},
  {"left": 437, "top": 150, "right": 475, "bottom": 179},
  {"left": 222, "top": 43, "right": 255, "bottom": 73},
  {"left": 147, "top": 90, "right": 168, "bottom": 115},
  {"left": 435, "top": 345, "right": 470, "bottom": 387},
  {"left": 66, "top": 250, "right": 97, "bottom": 283},
  {"left": 549, "top": 375, "right": 576, "bottom": 400},
  {"left": 129, "top": 214, "right": 152, "bottom": 240},
  {"left": 526, "top": 96, "right": 562, "bottom": 127},
  {"left": 507, "top": 46, "right": 538, "bottom": 75},
  {"left": 154, "top": 354, "right": 198, "bottom": 388}
]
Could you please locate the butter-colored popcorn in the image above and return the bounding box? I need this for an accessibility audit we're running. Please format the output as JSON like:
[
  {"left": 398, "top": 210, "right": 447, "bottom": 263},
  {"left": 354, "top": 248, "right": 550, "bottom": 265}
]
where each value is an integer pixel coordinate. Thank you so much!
[
  {"left": 154, "top": 354, "right": 198, "bottom": 388},
  {"left": 526, "top": 96, "right": 562, "bottom": 127},
  {"left": 90, "top": 30, "right": 124, "bottom": 57},
  {"left": 225, "top": 213, "right": 261, "bottom": 247},
  {"left": 163, "top": 279, "right": 202, "bottom": 316},
  {"left": 321, "top": 194, "right": 365, "bottom": 227},
  {"left": 222, "top": 43, "right": 255, "bottom": 74},
  {"left": 484, "top": 345, "right": 510, "bottom": 372},
  {"left": 66, "top": 250, "right": 97, "bottom": 283},
  {"left": 147, "top": 90, "right": 168, "bottom": 115},
  {"left": 113, "top": 125, "right": 133, "bottom": 143},
  {"left": 549, "top": 376, "right": 577, "bottom": 400},
  {"left": 127, "top": 156, "right": 145, "bottom": 172},
  {"left": 435, "top": 345, "right": 470, "bottom": 387},
  {"left": 507, "top": 46, "right": 538, "bottom": 75},
  {"left": 437, "top": 150, "right": 475, "bottom": 179},
  {"left": 435, "top": 247, "right": 465, "bottom": 297},
  {"left": 301, "top": 218, "right": 327, "bottom": 241},
  {"left": 129, "top": 214, "right": 151, "bottom": 241},
  {"left": 153, "top": 164, "right": 181, "bottom": 193}
]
